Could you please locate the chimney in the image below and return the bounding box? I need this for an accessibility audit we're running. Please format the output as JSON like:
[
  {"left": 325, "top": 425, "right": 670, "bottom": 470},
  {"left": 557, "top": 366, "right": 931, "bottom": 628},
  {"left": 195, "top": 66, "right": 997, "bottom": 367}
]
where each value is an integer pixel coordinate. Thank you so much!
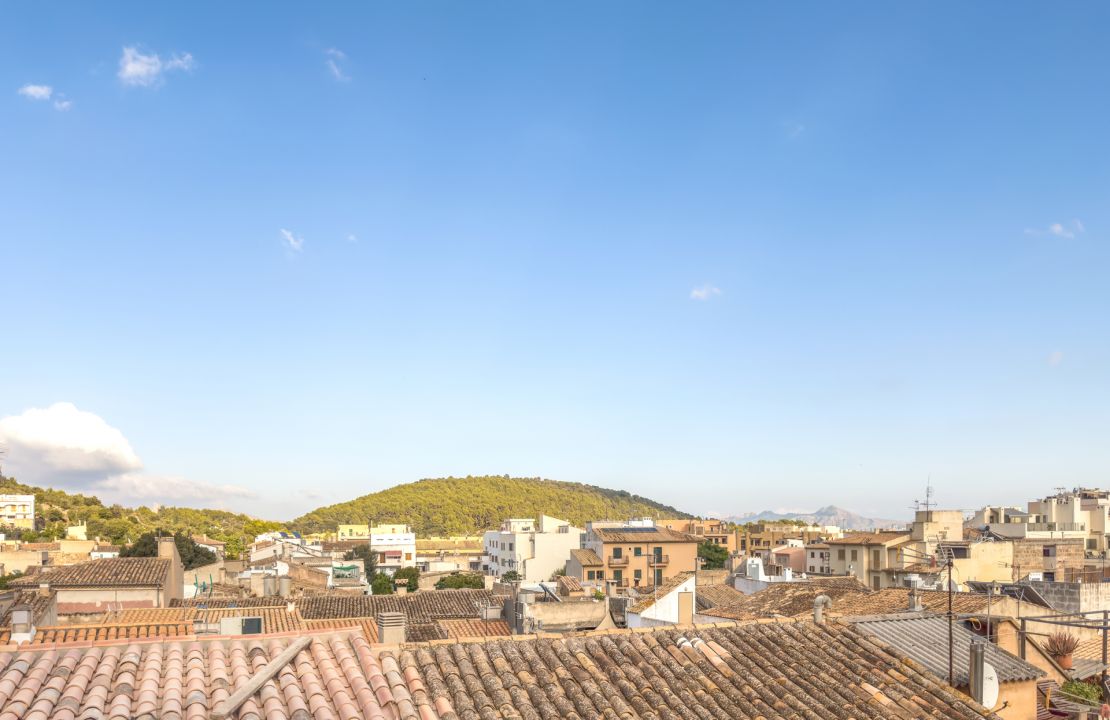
[
  {"left": 377, "top": 611, "right": 406, "bottom": 644},
  {"left": 908, "top": 586, "right": 924, "bottom": 612},
  {"left": 969, "top": 640, "right": 986, "bottom": 704},
  {"left": 37, "top": 582, "right": 50, "bottom": 598},
  {"left": 9, "top": 606, "right": 35, "bottom": 644}
]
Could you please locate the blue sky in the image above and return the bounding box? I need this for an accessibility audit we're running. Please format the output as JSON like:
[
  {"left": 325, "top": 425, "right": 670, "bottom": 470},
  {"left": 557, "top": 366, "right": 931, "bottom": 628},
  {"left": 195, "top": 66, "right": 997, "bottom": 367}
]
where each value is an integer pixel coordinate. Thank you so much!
[{"left": 2, "top": 3, "right": 1108, "bottom": 521}]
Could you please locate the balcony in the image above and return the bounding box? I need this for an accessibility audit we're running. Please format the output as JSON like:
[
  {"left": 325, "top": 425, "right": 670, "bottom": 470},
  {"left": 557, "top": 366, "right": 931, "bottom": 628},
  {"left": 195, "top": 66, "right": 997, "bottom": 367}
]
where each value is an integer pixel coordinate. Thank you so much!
[
  {"left": 609, "top": 556, "right": 629, "bottom": 567},
  {"left": 648, "top": 555, "right": 669, "bottom": 567},
  {"left": 609, "top": 578, "right": 629, "bottom": 588}
]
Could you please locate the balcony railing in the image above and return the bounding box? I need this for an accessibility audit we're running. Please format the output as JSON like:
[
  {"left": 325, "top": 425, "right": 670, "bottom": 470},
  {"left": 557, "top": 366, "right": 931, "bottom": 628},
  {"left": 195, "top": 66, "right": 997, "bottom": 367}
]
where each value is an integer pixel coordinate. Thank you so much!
[
  {"left": 610, "top": 579, "right": 629, "bottom": 588},
  {"left": 648, "top": 555, "right": 669, "bottom": 567},
  {"left": 609, "top": 556, "right": 629, "bottom": 567},
  {"left": 1028, "top": 522, "right": 1086, "bottom": 532}
]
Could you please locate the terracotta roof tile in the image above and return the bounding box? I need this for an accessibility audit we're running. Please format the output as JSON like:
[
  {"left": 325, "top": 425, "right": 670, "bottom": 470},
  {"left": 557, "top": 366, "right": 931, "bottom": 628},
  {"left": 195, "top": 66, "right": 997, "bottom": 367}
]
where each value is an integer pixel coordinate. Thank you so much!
[
  {"left": 629, "top": 571, "right": 694, "bottom": 613},
  {"left": 694, "top": 583, "right": 745, "bottom": 611},
  {"left": 8, "top": 558, "right": 170, "bottom": 589},
  {"left": 298, "top": 589, "right": 499, "bottom": 623},
  {"left": 569, "top": 548, "right": 601, "bottom": 566},
  {"left": 435, "top": 618, "right": 512, "bottom": 640},
  {"left": 390, "top": 620, "right": 999, "bottom": 719},
  {"left": 825, "top": 531, "right": 910, "bottom": 546},
  {"left": 0, "top": 591, "right": 55, "bottom": 625}
]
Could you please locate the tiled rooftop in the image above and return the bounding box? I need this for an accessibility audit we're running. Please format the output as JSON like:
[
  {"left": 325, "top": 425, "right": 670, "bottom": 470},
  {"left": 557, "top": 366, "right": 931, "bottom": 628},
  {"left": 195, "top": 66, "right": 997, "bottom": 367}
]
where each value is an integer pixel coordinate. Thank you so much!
[
  {"left": 8, "top": 558, "right": 171, "bottom": 589},
  {"left": 592, "top": 526, "right": 698, "bottom": 543},
  {"left": 825, "top": 531, "right": 910, "bottom": 546},
  {"left": 0, "top": 591, "right": 56, "bottom": 625},
  {"left": 569, "top": 548, "right": 601, "bottom": 568},
  {"left": 628, "top": 571, "right": 693, "bottom": 614},
  {"left": 693, "top": 583, "right": 745, "bottom": 611},
  {"left": 0, "top": 620, "right": 1001, "bottom": 719},
  {"left": 829, "top": 587, "right": 1028, "bottom": 617},
  {"left": 396, "top": 620, "right": 998, "bottom": 719},
  {"left": 298, "top": 589, "right": 501, "bottom": 623},
  {"left": 698, "top": 578, "right": 873, "bottom": 621},
  {"left": 173, "top": 596, "right": 288, "bottom": 609}
]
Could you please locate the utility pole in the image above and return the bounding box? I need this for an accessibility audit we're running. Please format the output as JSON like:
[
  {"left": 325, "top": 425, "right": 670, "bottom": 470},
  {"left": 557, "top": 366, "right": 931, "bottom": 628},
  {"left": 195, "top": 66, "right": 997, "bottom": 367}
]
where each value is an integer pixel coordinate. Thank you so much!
[{"left": 948, "top": 557, "right": 954, "bottom": 687}]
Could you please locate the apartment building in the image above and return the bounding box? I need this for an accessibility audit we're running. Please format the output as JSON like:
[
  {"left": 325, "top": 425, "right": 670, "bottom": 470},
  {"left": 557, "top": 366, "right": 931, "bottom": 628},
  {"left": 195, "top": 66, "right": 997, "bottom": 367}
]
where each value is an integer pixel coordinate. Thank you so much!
[
  {"left": 805, "top": 543, "right": 832, "bottom": 574},
  {"left": 827, "top": 531, "right": 910, "bottom": 590},
  {"left": 571, "top": 520, "right": 699, "bottom": 592},
  {"left": 0, "top": 494, "right": 34, "bottom": 530},
  {"left": 739, "top": 522, "right": 843, "bottom": 561},
  {"left": 657, "top": 518, "right": 739, "bottom": 553},
  {"left": 970, "top": 488, "right": 1109, "bottom": 553},
  {"left": 482, "top": 515, "right": 582, "bottom": 583}
]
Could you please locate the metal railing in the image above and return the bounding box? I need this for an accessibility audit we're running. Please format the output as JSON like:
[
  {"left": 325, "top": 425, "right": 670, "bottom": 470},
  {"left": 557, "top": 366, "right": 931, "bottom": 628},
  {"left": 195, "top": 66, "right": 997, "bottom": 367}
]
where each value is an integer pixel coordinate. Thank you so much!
[
  {"left": 609, "top": 556, "right": 629, "bottom": 566},
  {"left": 648, "top": 555, "right": 669, "bottom": 566}
]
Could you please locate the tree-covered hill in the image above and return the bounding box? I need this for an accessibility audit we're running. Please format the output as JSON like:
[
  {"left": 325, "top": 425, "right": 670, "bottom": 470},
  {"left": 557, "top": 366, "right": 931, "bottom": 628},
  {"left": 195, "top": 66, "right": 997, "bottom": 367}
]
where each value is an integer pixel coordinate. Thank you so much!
[
  {"left": 0, "top": 476, "right": 283, "bottom": 558},
  {"left": 291, "top": 475, "right": 691, "bottom": 535}
]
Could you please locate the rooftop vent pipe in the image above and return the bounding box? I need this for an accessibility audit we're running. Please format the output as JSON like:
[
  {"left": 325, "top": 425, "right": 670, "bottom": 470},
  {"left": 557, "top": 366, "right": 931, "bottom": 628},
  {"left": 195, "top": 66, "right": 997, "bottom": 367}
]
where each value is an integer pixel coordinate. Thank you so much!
[{"left": 813, "top": 595, "right": 832, "bottom": 625}]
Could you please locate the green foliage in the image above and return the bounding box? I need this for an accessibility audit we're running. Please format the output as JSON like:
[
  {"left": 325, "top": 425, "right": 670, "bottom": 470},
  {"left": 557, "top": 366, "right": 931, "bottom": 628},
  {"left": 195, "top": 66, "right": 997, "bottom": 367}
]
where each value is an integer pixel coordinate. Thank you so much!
[
  {"left": 370, "top": 573, "right": 393, "bottom": 595},
  {"left": 550, "top": 566, "right": 566, "bottom": 580},
  {"left": 697, "top": 541, "right": 728, "bottom": 570},
  {"left": 0, "top": 476, "right": 283, "bottom": 558},
  {"left": 1061, "top": 680, "right": 1102, "bottom": 703},
  {"left": 501, "top": 570, "right": 522, "bottom": 583},
  {"left": 392, "top": 566, "right": 420, "bottom": 589},
  {"left": 343, "top": 545, "right": 377, "bottom": 576},
  {"left": 0, "top": 571, "right": 23, "bottom": 590},
  {"left": 120, "top": 531, "right": 217, "bottom": 570},
  {"left": 593, "top": 589, "right": 605, "bottom": 600},
  {"left": 435, "top": 573, "right": 485, "bottom": 590},
  {"left": 292, "top": 476, "right": 690, "bottom": 536}
]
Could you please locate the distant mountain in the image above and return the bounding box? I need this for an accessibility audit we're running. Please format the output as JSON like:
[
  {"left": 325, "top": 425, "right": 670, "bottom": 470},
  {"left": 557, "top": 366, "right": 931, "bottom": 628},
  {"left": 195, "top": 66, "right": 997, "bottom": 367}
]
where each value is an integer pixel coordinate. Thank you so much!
[
  {"left": 291, "top": 476, "right": 692, "bottom": 536},
  {"left": 725, "top": 505, "right": 905, "bottom": 531}
]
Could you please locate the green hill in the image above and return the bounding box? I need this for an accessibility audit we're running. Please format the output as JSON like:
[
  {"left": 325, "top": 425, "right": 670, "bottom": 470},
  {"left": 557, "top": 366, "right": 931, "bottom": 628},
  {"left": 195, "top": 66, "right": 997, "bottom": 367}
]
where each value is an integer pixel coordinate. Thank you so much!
[
  {"left": 0, "top": 476, "right": 284, "bottom": 559},
  {"left": 291, "top": 475, "right": 691, "bottom": 535}
]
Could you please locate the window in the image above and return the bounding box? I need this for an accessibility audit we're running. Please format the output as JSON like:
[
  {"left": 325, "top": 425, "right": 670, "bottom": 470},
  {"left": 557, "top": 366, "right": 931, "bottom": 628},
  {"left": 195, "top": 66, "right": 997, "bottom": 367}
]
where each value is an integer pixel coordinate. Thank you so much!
[
  {"left": 871, "top": 550, "right": 880, "bottom": 567},
  {"left": 405, "top": 553, "right": 412, "bottom": 561},
  {"left": 634, "top": 569, "right": 642, "bottom": 580},
  {"left": 808, "top": 565, "right": 815, "bottom": 572},
  {"left": 613, "top": 570, "right": 622, "bottom": 582},
  {"left": 509, "top": 543, "right": 514, "bottom": 552},
  {"left": 850, "top": 550, "right": 858, "bottom": 562},
  {"left": 613, "top": 547, "right": 622, "bottom": 559},
  {"left": 587, "top": 570, "right": 595, "bottom": 580},
  {"left": 837, "top": 549, "right": 845, "bottom": 561},
  {"left": 654, "top": 569, "right": 663, "bottom": 585},
  {"left": 597, "top": 571, "right": 604, "bottom": 580},
  {"left": 633, "top": 547, "right": 642, "bottom": 556}
]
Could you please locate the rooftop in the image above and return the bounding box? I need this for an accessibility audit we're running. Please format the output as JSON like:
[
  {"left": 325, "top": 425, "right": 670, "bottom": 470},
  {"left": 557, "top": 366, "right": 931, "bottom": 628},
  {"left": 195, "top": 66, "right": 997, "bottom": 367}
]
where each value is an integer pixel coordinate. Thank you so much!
[
  {"left": 628, "top": 571, "right": 693, "bottom": 614},
  {"left": 851, "top": 614, "right": 1045, "bottom": 686},
  {"left": 592, "top": 526, "right": 698, "bottom": 543},
  {"left": 8, "top": 557, "right": 171, "bottom": 589},
  {"left": 694, "top": 583, "right": 746, "bottom": 611},
  {"left": 0, "top": 620, "right": 999, "bottom": 719},
  {"left": 569, "top": 548, "right": 602, "bottom": 566},
  {"left": 825, "top": 531, "right": 910, "bottom": 546}
]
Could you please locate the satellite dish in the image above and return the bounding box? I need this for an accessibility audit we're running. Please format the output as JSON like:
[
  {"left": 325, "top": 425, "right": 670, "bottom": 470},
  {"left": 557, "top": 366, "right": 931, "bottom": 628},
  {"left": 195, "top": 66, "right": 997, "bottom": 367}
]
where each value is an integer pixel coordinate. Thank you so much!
[{"left": 981, "top": 662, "right": 1000, "bottom": 709}]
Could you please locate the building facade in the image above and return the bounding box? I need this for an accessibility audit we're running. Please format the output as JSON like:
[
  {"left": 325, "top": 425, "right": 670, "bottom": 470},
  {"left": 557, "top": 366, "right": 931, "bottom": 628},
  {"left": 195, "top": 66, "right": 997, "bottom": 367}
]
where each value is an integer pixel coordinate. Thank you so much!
[
  {"left": 0, "top": 494, "right": 34, "bottom": 530},
  {"left": 574, "top": 521, "right": 699, "bottom": 592},
  {"left": 483, "top": 515, "right": 582, "bottom": 583},
  {"left": 657, "top": 519, "right": 740, "bottom": 554}
]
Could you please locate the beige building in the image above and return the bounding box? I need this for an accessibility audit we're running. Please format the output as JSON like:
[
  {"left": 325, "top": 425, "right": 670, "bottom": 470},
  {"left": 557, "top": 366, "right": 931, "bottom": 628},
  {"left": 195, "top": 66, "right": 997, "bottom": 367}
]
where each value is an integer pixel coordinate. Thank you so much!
[
  {"left": 570, "top": 522, "right": 698, "bottom": 592},
  {"left": 827, "top": 531, "right": 911, "bottom": 589},
  {"left": 657, "top": 519, "right": 739, "bottom": 553},
  {"left": 0, "top": 494, "right": 34, "bottom": 530},
  {"left": 739, "top": 522, "right": 843, "bottom": 561}
]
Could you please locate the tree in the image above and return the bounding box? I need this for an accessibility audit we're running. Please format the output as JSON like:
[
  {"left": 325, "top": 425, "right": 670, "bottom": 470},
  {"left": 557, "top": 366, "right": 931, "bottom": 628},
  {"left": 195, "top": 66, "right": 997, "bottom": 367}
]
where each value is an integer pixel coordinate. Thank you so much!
[
  {"left": 697, "top": 541, "right": 728, "bottom": 570},
  {"left": 501, "top": 570, "right": 522, "bottom": 583},
  {"left": 370, "top": 572, "right": 393, "bottom": 595},
  {"left": 392, "top": 566, "right": 420, "bottom": 591},
  {"left": 121, "top": 531, "right": 217, "bottom": 570},
  {"left": 550, "top": 566, "right": 566, "bottom": 580},
  {"left": 435, "top": 573, "right": 485, "bottom": 590},
  {"left": 0, "top": 571, "right": 23, "bottom": 590},
  {"left": 344, "top": 544, "right": 377, "bottom": 577}
]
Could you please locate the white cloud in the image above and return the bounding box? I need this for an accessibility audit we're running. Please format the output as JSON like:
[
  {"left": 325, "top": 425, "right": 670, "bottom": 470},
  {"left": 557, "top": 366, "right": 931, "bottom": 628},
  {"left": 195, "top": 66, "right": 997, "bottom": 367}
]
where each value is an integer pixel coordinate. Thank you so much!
[
  {"left": 96, "top": 473, "right": 254, "bottom": 503},
  {"left": 53, "top": 98, "right": 73, "bottom": 111},
  {"left": 280, "top": 228, "right": 304, "bottom": 252},
  {"left": 1048, "top": 350, "right": 1065, "bottom": 367},
  {"left": 325, "top": 48, "right": 349, "bottom": 81},
  {"left": 18, "top": 84, "right": 53, "bottom": 100},
  {"left": 0, "top": 402, "right": 142, "bottom": 477},
  {"left": 1026, "top": 219, "right": 1085, "bottom": 239},
  {"left": 0, "top": 402, "right": 251, "bottom": 507},
  {"left": 118, "top": 46, "right": 195, "bottom": 87},
  {"left": 690, "top": 284, "right": 722, "bottom": 301},
  {"left": 346, "top": 233, "right": 358, "bottom": 243}
]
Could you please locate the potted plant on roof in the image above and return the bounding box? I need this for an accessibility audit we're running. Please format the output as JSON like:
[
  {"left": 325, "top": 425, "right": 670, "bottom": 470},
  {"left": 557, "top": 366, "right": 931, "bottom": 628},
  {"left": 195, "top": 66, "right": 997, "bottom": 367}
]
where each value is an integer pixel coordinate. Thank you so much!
[{"left": 1046, "top": 631, "right": 1080, "bottom": 670}]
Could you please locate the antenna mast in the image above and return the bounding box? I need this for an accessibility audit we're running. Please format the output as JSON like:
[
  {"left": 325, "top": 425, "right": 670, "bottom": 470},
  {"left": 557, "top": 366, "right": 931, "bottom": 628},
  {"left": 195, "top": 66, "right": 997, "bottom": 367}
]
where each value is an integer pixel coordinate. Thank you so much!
[{"left": 911, "top": 479, "right": 936, "bottom": 513}]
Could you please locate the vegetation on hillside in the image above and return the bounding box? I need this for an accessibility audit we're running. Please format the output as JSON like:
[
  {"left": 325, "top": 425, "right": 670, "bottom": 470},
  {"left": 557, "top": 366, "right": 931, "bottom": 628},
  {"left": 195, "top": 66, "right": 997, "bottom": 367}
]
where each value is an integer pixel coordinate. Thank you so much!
[
  {"left": 697, "top": 541, "right": 728, "bottom": 569},
  {"left": 120, "top": 531, "right": 218, "bottom": 570},
  {"left": 0, "top": 476, "right": 284, "bottom": 558},
  {"left": 292, "top": 476, "right": 690, "bottom": 535}
]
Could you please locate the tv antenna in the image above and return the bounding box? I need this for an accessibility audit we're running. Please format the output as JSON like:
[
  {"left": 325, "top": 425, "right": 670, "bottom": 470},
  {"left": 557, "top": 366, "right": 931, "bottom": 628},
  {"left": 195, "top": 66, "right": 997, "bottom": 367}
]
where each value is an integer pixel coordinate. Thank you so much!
[{"left": 911, "top": 480, "right": 936, "bottom": 512}]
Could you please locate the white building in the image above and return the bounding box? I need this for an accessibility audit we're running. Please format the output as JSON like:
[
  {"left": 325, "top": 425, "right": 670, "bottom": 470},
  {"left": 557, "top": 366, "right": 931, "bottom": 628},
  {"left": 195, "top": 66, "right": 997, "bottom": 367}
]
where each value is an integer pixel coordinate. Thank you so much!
[
  {"left": 626, "top": 572, "right": 695, "bottom": 628},
  {"left": 483, "top": 515, "right": 584, "bottom": 583},
  {"left": 365, "top": 524, "right": 417, "bottom": 575},
  {"left": 0, "top": 494, "right": 35, "bottom": 529}
]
